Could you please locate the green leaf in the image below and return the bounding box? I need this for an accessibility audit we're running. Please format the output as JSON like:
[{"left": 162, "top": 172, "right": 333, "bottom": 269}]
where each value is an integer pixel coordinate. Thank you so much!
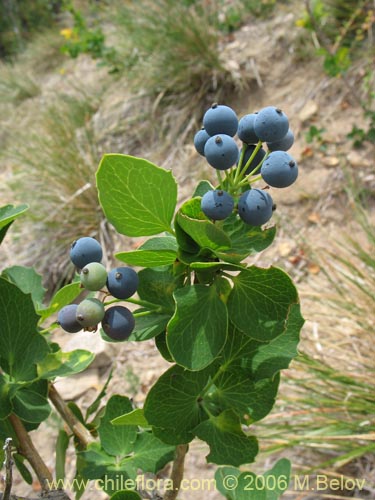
[
  {"left": 2, "top": 266, "right": 46, "bottom": 310},
  {"left": 123, "top": 431, "right": 175, "bottom": 473},
  {"left": 216, "top": 458, "right": 291, "bottom": 500},
  {"left": 13, "top": 453, "right": 33, "bottom": 485},
  {"left": 194, "top": 410, "right": 258, "bottom": 466},
  {"left": 0, "top": 278, "right": 50, "bottom": 381},
  {"left": 98, "top": 395, "right": 137, "bottom": 456},
  {"left": 38, "top": 281, "right": 82, "bottom": 321},
  {"left": 154, "top": 331, "right": 174, "bottom": 362},
  {"left": 144, "top": 364, "right": 214, "bottom": 444},
  {"left": 137, "top": 266, "right": 177, "bottom": 311},
  {"left": 167, "top": 284, "right": 228, "bottom": 370},
  {"left": 128, "top": 312, "right": 171, "bottom": 341},
  {"left": 0, "top": 204, "right": 28, "bottom": 244},
  {"left": 0, "top": 375, "right": 11, "bottom": 419},
  {"left": 109, "top": 492, "right": 142, "bottom": 500},
  {"left": 79, "top": 442, "right": 118, "bottom": 480},
  {"left": 85, "top": 368, "right": 113, "bottom": 422},
  {"left": 112, "top": 408, "right": 149, "bottom": 427},
  {"left": 193, "top": 180, "right": 215, "bottom": 197},
  {"left": 215, "top": 215, "right": 276, "bottom": 263},
  {"left": 227, "top": 267, "right": 298, "bottom": 341},
  {"left": 208, "top": 370, "right": 280, "bottom": 423},
  {"left": 11, "top": 387, "right": 51, "bottom": 423},
  {"left": 176, "top": 198, "right": 231, "bottom": 251},
  {"left": 0, "top": 204, "right": 29, "bottom": 229},
  {"left": 116, "top": 236, "right": 178, "bottom": 268},
  {"left": 37, "top": 349, "right": 95, "bottom": 379},
  {"left": 249, "top": 303, "right": 304, "bottom": 381},
  {"left": 56, "top": 429, "right": 70, "bottom": 481},
  {"left": 96, "top": 154, "right": 178, "bottom": 236}
]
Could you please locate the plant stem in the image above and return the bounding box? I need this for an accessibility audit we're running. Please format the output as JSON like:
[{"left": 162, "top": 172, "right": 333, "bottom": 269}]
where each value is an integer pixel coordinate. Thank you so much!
[
  {"left": 48, "top": 384, "right": 95, "bottom": 447},
  {"left": 3, "top": 438, "right": 13, "bottom": 500},
  {"left": 164, "top": 444, "right": 189, "bottom": 500},
  {"left": 7, "top": 413, "right": 53, "bottom": 492}
]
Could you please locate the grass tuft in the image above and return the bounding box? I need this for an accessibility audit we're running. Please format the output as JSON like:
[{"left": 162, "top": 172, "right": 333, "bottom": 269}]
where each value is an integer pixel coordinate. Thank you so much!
[
  {"left": 257, "top": 190, "right": 375, "bottom": 473},
  {"left": 4, "top": 92, "right": 113, "bottom": 290}
]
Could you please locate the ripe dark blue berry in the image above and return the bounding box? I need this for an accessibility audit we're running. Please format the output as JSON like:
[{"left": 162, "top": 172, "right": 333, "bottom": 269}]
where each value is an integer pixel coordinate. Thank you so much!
[
  {"left": 261, "top": 151, "right": 298, "bottom": 188},
  {"left": 76, "top": 298, "right": 105, "bottom": 328},
  {"left": 239, "top": 145, "right": 267, "bottom": 175},
  {"left": 204, "top": 134, "right": 239, "bottom": 170},
  {"left": 57, "top": 304, "right": 81, "bottom": 333},
  {"left": 238, "top": 189, "right": 274, "bottom": 226},
  {"left": 203, "top": 104, "right": 238, "bottom": 137},
  {"left": 102, "top": 306, "right": 135, "bottom": 341},
  {"left": 254, "top": 106, "right": 289, "bottom": 143},
  {"left": 70, "top": 237, "right": 102, "bottom": 269},
  {"left": 80, "top": 262, "right": 108, "bottom": 291},
  {"left": 237, "top": 113, "right": 259, "bottom": 144},
  {"left": 267, "top": 128, "right": 294, "bottom": 152},
  {"left": 194, "top": 128, "right": 210, "bottom": 156},
  {"left": 201, "top": 190, "right": 234, "bottom": 220},
  {"left": 106, "top": 267, "right": 139, "bottom": 299}
]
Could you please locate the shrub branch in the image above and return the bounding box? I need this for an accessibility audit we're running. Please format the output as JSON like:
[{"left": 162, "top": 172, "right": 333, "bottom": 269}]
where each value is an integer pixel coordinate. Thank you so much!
[
  {"left": 7, "top": 414, "right": 52, "bottom": 492},
  {"left": 48, "top": 384, "right": 95, "bottom": 447},
  {"left": 164, "top": 444, "right": 188, "bottom": 500}
]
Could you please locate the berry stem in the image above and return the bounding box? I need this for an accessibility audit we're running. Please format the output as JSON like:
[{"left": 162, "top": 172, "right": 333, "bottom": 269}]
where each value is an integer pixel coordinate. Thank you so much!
[
  {"left": 133, "top": 309, "right": 160, "bottom": 318},
  {"left": 233, "top": 142, "right": 248, "bottom": 183},
  {"left": 215, "top": 169, "right": 224, "bottom": 189},
  {"left": 235, "top": 140, "right": 263, "bottom": 185}
]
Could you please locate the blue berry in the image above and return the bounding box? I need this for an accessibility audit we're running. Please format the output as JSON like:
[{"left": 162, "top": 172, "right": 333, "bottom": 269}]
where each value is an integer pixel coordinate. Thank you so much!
[
  {"left": 80, "top": 262, "right": 107, "bottom": 291},
  {"left": 70, "top": 237, "right": 102, "bottom": 269},
  {"left": 102, "top": 306, "right": 135, "bottom": 341},
  {"left": 201, "top": 190, "right": 234, "bottom": 220},
  {"left": 204, "top": 134, "right": 239, "bottom": 170},
  {"left": 238, "top": 189, "right": 274, "bottom": 226},
  {"left": 237, "top": 113, "right": 259, "bottom": 144},
  {"left": 203, "top": 104, "right": 238, "bottom": 137},
  {"left": 254, "top": 106, "right": 289, "bottom": 143},
  {"left": 267, "top": 128, "right": 294, "bottom": 152},
  {"left": 106, "top": 267, "right": 139, "bottom": 299},
  {"left": 261, "top": 151, "right": 298, "bottom": 188},
  {"left": 57, "top": 304, "right": 81, "bottom": 333},
  {"left": 239, "top": 145, "right": 266, "bottom": 175},
  {"left": 76, "top": 298, "right": 105, "bottom": 328},
  {"left": 194, "top": 128, "right": 210, "bottom": 156}
]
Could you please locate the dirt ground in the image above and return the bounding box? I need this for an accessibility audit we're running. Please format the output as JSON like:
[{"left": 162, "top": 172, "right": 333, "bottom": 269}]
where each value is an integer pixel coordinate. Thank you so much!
[{"left": 1, "top": 2, "right": 374, "bottom": 499}]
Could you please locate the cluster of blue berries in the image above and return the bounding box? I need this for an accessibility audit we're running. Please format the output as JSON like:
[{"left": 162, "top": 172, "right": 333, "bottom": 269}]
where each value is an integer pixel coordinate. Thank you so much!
[
  {"left": 57, "top": 237, "right": 139, "bottom": 341},
  {"left": 194, "top": 103, "right": 298, "bottom": 226}
]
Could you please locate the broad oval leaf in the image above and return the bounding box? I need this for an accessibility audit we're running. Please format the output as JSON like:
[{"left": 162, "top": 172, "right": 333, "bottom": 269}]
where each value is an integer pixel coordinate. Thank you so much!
[
  {"left": 0, "top": 278, "right": 50, "bottom": 381},
  {"left": 2, "top": 266, "right": 46, "bottom": 310},
  {"left": 227, "top": 267, "right": 298, "bottom": 341},
  {"left": 167, "top": 284, "right": 228, "bottom": 371},
  {"left": 176, "top": 198, "right": 231, "bottom": 251},
  {"left": 11, "top": 388, "right": 51, "bottom": 423},
  {"left": 194, "top": 409, "right": 258, "bottom": 466},
  {"left": 96, "top": 154, "right": 177, "bottom": 237},
  {"left": 37, "top": 349, "right": 95, "bottom": 379}
]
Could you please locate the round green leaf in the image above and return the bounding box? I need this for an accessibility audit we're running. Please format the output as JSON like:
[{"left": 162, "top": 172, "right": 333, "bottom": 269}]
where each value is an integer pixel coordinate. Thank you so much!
[
  {"left": 167, "top": 284, "right": 228, "bottom": 370},
  {"left": 227, "top": 267, "right": 298, "bottom": 341}
]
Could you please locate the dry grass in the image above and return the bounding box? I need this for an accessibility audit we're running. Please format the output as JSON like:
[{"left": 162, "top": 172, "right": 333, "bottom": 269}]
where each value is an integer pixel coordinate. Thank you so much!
[{"left": 256, "top": 189, "right": 375, "bottom": 496}]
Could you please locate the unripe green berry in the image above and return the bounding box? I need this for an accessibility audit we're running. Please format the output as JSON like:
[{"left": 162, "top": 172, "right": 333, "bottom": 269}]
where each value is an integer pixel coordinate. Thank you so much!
[
  {"left": 76, "top": 298, "right": 105, "bottom": 328},
  {"left": 80, "top": 262, "right": 107, "bottom": 291}
]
